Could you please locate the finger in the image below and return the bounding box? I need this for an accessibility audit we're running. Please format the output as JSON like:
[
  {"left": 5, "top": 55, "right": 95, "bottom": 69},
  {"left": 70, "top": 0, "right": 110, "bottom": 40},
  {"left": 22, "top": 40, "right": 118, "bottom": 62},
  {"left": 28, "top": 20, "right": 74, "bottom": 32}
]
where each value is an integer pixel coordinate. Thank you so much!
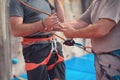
[
  {"left": 52, "top": 27, "right": 61, "bottom": 31},
  {"left": 51, "top": 13, "right": 57, "bottom": 17},
  {"left": 52, "top": 12, "right": 57, "bottom": 15},
  {"left": 51, "top": 16, "right": 59, "bottom": 20},
  {"left": 60, "top": 29, "right": 68, "bottom": 32},
  {"left": 58, "top": 22, "right": 64, "bottom": 28},
  {"left": 61, "top": 27, "right": 69, "bottom": 29},
  {"left": 51, "top": 20, "right": 60, "bottom": 25}
]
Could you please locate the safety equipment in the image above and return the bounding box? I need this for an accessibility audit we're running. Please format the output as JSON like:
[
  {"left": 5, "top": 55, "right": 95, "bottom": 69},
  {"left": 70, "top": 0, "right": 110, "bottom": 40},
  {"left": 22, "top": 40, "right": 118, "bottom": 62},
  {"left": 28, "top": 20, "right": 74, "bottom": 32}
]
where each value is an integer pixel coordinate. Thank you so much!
[
  {"left": 63, "top": 39, "right": 75, "bottom": 46},
  {"left": 63, "top": 39, "right": 91, "bottom": 53}
]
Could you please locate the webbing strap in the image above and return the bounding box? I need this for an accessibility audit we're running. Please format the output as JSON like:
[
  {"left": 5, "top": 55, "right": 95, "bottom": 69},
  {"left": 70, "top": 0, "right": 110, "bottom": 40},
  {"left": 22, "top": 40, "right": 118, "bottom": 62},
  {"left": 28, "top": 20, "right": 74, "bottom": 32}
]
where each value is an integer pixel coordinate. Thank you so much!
[
  {"left": 25, "top": 51, "right": 64, "bottom": 71},
  {"left": 25, "top": 51, "right": 53, "bottom": 71},
  {"left": 47, "top": 52, "right": 64, "bottom": 70},
  {"left": 22, "top": 35, "right": 55, "bottom": 45}
]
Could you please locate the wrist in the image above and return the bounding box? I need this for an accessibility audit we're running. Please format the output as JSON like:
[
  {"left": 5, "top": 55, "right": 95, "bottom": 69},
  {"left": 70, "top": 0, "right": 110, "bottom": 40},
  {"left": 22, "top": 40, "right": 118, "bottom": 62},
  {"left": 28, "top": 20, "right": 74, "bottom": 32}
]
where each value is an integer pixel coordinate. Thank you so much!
[{"left": 41, "top": 20, "right": 48, "bottom": 31}]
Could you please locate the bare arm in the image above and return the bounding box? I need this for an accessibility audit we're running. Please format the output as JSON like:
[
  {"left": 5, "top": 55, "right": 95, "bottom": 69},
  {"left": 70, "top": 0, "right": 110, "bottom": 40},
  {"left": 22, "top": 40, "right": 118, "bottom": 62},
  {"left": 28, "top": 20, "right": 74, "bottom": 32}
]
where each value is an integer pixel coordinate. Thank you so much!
[
  {"left": 61, "top": 18, "right": 116, "bottom": 38},
  {"left": 54, "top": 0, "right": 65, "bottom": 22},
  {"left": 62, "top": 19, "right": 89, "bottom": 29},
  {"left": 9, "top": 13, "right": 58, "bottom": 37},
  {"left": 9, "top": 17, "right": 43, "bottom": 37}
]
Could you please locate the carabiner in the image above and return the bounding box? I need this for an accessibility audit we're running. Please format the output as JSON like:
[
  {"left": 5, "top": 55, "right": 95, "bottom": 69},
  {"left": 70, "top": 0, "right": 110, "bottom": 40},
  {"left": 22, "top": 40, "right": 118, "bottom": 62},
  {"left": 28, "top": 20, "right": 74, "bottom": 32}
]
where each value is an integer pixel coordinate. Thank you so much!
[{"left": 51, "top": 39, "right": 57, "bottom": 52}]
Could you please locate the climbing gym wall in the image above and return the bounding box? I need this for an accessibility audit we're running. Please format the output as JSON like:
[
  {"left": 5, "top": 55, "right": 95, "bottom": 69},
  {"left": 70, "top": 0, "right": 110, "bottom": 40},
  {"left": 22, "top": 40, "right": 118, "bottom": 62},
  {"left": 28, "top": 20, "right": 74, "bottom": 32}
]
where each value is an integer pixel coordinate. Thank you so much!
[{"left": 0, "top": 0, "right": 11, "bottom": 80}]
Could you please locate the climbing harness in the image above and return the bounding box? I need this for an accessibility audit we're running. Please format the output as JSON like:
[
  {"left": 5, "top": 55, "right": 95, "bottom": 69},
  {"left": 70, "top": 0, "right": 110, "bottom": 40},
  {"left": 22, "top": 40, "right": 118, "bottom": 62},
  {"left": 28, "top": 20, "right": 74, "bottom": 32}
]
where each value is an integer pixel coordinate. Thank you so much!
[
  {"left": 22, "top": 36, "right": 64, "bottom": 71},
  {"left": 47, "top": 39, "right": 64, "bottom": 70}
]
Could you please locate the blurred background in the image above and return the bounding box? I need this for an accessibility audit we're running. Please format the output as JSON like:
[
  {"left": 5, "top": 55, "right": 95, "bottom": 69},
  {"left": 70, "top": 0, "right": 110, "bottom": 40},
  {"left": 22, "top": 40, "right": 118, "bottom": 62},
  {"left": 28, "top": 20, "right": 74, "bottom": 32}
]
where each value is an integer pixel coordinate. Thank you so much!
[{"left": 0, "top": 0, "right": 96, "bottom": 80}]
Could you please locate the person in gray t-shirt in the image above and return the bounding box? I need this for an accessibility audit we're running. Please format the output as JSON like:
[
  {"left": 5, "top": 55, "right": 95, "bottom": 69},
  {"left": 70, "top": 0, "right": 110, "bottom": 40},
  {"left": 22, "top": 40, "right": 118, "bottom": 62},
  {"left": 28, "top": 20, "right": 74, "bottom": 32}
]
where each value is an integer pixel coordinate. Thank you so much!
[
  {"left": 9, "top": 0, "right": 65, "bottom": 80},
  {"left": 58, "top": 0, "right": 120, "bottom": 80}
]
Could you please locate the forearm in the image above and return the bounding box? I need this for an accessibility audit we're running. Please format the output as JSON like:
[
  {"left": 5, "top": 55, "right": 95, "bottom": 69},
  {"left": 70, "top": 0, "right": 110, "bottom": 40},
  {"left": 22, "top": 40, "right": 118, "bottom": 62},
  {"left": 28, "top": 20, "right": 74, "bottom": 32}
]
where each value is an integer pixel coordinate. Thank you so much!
[
  {"left": 10, "top": 20, "right": 44, "bottom": 37},
  {"left": 62, "top": 19, "right": 115, "bottom": 39},
  {"left": 74, "top": 19, "right": 115, "bottom": 38},
  {"left": 64, "top": 20, "right": 88, "bottom": 29},
  {"left": 74, "top": 24, "right": 102, "bottom": 38},
  {"left": 54, "top": 0, "right": 65, "bottom": 22}
]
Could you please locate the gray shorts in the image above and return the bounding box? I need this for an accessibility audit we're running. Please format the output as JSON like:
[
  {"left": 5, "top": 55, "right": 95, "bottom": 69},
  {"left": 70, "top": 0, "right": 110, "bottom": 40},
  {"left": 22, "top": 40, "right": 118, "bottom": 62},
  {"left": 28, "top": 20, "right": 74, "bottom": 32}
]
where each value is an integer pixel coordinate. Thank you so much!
[{"left": 94, "top": 49, "right": 120, "bottom": 80}]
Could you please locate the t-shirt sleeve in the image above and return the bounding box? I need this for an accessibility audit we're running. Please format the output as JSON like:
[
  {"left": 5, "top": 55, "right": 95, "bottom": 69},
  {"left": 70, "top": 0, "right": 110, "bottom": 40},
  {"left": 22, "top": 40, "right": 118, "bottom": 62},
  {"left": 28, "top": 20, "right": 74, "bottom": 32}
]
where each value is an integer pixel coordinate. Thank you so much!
[
  {"left": 99, "top": 0, "right": 120, "bottom": 24},
  {"left": 9, "top": 0, "right": 24, "bottom": 17},
  {"left": 79, "top": 0, "right": 96, "bottom": 24}
]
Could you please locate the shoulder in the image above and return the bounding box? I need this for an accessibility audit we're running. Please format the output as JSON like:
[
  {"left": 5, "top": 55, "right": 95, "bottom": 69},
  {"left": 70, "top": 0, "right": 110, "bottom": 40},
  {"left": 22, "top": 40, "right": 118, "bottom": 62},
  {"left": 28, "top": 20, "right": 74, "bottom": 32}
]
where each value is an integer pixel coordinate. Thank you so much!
[{"left": 10, "top": 0, "right": 21, "bottom": 6}]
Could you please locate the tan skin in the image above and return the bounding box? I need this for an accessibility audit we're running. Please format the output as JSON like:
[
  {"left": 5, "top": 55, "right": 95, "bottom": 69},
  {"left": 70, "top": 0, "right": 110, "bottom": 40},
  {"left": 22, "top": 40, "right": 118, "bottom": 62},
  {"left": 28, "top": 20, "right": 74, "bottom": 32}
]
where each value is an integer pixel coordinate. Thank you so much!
[
  {"left": 60, "top": 18, "right": 116, "bottom": 38},
  {"left": 9, "top": 13, "right": 59, "bottom": 37}
]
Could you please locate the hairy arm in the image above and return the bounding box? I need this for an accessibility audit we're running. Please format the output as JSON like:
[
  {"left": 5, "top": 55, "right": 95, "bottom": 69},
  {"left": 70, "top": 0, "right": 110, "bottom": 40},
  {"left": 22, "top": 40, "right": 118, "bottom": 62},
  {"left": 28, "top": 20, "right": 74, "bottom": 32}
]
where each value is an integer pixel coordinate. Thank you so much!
[
  {"left": 62, "top": 19, "right": 89, "bottom": 29},
  {"left": 62, "top": 18, "right": 116, "bottom": 38}
]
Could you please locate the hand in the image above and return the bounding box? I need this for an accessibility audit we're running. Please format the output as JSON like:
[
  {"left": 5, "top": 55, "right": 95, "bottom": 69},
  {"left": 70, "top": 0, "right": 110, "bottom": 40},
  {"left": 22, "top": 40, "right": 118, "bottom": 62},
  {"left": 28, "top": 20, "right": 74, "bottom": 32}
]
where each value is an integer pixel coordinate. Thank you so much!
[
  {"left": 52, "top": 22, "right": 64, "bottom": 31},
  {"left": 61, "top": 26, "right": 76, "bottom": 38},
  {"left": 43, "top": 13, "right": 59, "bottom": 32}
]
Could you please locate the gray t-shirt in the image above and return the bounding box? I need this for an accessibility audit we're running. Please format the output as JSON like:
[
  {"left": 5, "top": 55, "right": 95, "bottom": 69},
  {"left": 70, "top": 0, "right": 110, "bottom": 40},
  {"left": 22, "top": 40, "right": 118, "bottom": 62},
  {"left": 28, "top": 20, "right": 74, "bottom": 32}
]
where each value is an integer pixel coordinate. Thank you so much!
[
  {"left": 9, "top": 0, "right": 54, "bottom": 37},
  {"left": 80, "top": 0, "right": 120, "bottom": 53}
]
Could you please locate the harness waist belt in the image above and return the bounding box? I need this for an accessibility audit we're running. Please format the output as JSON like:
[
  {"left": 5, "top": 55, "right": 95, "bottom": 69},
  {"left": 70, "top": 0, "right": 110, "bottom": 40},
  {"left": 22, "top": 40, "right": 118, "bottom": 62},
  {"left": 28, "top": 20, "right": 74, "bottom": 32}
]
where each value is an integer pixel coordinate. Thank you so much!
[
  {"left": 24, "top": 34, "right": 53, "bottom": 38},
  {"left": 22, "top": 35, "right": 55, "bottom": 45}
]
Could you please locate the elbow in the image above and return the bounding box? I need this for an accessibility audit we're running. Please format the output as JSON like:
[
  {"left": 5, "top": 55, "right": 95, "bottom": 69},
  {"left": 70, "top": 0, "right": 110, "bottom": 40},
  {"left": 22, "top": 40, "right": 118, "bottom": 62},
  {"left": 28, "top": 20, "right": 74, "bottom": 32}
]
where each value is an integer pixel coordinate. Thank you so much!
[
  {"left": 11, "top": 30, "right": 21, "bottom": 37},
  {"left": 10, "top": 26, "right": 22, "bottom": 37},
  {"left": 12, "top": 32, "right": 20, "bottom": 37}
]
